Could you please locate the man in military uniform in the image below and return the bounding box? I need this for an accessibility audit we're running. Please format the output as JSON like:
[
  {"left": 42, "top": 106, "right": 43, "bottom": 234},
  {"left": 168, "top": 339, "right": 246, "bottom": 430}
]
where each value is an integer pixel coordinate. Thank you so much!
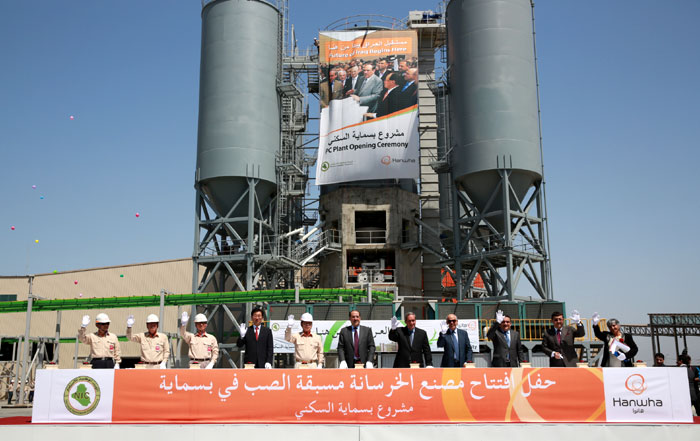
[
  {"left": 126, "top": 313, "right": 170, "bottom": 369},
  {"left": 180, "top": 311, "right": 218, "bottom": 369},
  {"left": 79, "top": 313, "right": 122, "bottom": 369}
]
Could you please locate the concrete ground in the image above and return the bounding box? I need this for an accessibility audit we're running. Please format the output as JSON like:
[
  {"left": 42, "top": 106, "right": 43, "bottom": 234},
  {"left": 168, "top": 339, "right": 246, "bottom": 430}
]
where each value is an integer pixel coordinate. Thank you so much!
[{"left": 0, "top": 404, "right": 33, "bottom": 418}]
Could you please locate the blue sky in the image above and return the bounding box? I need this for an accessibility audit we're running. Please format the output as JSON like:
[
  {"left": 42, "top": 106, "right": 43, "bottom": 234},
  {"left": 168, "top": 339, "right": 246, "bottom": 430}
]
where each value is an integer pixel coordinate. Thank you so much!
[{"left": 1, "top": 1, "right": 699, "bottom": 356}]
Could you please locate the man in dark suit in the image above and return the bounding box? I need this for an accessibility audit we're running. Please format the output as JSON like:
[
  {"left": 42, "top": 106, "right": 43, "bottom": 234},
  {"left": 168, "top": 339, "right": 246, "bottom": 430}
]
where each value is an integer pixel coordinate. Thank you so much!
[
  {"left": 541, "top": 310, "right": 585, "bottom": 367},
  {"left": 437, "top": 314, "right": 473, "bottom": 367},
  {"left": 374, "top": 72, "right": 403, "bottom": 118},
  {"left": 486, "top": 310, "right": 527, "bottom": 367},
  {"left": 375, "top": 58, "right": 392, "bottom": 80},
  {"left": 236, "top": 307, "right": 274, "bottom": 368},
  {"left": 337, "top": 310, "right": 376, "bottom": 368},
  {"left": 398, "top": 68, "right": 418, "bottom": 109},
  {"left": 388, "top": 312, "right": 433, "bottom": 368}
]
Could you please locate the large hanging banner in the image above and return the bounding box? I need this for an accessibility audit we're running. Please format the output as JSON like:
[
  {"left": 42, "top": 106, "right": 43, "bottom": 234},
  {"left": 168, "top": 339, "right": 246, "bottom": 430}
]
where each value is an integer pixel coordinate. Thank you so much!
[
  {"left": 33, "top": 368, "right": 692, "bottom": 424},
  {"left": 315, "top": 30, "right": 420, "bottom": 185},
  {"left": 269, "top": 320, "right": 480, "bottom": 353}
]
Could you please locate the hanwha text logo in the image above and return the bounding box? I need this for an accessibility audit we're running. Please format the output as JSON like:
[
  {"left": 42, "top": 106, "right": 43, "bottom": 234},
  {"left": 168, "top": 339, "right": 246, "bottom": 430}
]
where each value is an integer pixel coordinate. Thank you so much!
[
  {"left": 625, "top": 374, "right": 647, "bottom": 395},
  {"left": 380, "top": 156, "right": 391, "bottom": 165},
  {"left": 321, "top": 162, "right": 330, "bottom": 172},
  {"left": 64, "top": 376, "right": 101, "bottom": 416}
]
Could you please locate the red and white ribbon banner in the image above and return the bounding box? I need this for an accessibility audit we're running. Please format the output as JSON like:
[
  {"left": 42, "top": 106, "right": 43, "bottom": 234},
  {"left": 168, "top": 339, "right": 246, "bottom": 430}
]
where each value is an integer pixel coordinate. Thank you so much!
[{"left": 32, "top": 367, "right": 692, "bottom": 423}]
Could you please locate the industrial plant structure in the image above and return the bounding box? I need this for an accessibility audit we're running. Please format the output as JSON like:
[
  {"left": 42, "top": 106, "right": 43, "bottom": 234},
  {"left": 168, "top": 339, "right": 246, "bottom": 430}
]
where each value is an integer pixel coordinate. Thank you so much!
[
  {"left": 1, "top": 0, "right": 570, "bottom": 394},
  {"left": 192, "top": 0, "right": 552, "bottom": 302}
]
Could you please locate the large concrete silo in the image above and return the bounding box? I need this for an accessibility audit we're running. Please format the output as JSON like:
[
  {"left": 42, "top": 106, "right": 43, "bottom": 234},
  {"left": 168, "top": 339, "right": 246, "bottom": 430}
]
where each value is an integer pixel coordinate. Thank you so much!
[
  {"left": 196, "top": 0, "right": 280, "bottom": 220},
  {"left": 193, "top": 0, "right": 281, "bottom": 294},
  {"left": 447, "top": 0, "right": 542, "bottom": 228},
  {"left": 445, "top": 0, "right": 551, "bottom": 300}
]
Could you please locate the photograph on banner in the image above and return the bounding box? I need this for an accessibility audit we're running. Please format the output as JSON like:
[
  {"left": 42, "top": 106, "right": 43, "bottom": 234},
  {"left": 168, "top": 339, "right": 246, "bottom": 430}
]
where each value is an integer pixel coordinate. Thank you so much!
[
  {"left": 316, "top": 30, "right": 420, "bottom": 185},
  {"left": 270, "top": 320, "right": 480, "bottom": 354}
]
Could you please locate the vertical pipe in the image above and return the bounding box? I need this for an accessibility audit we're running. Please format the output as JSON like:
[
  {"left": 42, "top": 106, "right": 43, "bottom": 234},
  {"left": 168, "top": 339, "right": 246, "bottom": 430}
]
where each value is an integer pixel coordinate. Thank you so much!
[
  {"left": 246, "top": 178, "right": 256, "bottom": 290},
  {"left": 452, "top": 182, "right": 463, "bottom": 300},
  {"left": 159, "top": 289, "right": 165, "bottom": 330},
  {"left": 192, "top": 182, "right": 202, "bottom": 294},
  {"left": 11, "top": 337, "right": 20, "bottom": 405},
  {"left": 73, "top": 337, "right": 79, "bottom": 369},
  {"left": 502, "top": 170, "right": 514, "bottom": 300},
  {"left": 53, "top": 310, "right": 61, "bottom": 364},
  {"left": 19, "top": 275, "right": 34, "bottom": 405}
]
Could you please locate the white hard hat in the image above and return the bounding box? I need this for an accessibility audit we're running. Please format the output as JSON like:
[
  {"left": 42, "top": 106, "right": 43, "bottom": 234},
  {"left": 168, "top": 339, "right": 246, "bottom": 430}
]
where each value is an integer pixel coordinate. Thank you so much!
[
  {"left": 194, "top": 313, "right": 208, "bottom": 323},
  {"left": 95, "top": 313, "right": 110, "bottom": 324},
  {"left": 146, "top": 314, "right": 159, "bottom": 323},
  {"left": 300, "top": 312, "right": 313, "bottom": 322}
]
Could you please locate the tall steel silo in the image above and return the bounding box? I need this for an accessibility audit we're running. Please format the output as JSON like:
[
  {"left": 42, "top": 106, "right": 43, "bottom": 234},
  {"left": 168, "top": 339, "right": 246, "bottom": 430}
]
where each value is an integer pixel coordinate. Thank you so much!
[
  {"left": 445, "top": 0, "right": 551, "bottom": 301},
  {"left": 193, "top": 0, "right": 282, "bottom": 295},
  {"left": 447, "top": 0, "right": 542, "bottom": 230},
  {"left": 196, "top": 0, "right": 280, "bottom": 221}
]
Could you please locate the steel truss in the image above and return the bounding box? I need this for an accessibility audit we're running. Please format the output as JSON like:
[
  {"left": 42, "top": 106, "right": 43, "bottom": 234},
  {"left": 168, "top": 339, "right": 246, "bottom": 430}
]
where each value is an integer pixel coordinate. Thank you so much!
[{"left": 451, "top": 169, "right": 552, "bottom": 301}]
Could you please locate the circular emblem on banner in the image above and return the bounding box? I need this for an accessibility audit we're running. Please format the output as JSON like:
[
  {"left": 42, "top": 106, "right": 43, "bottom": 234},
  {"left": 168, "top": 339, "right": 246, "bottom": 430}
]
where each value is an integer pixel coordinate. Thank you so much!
[
  {"left": 63, "top": 376, "right": 101, "bottom": 416},
  {"left": 321, "top": 162, "right": 330, "bottom": 172},
  {"left": 271, "top": 322, "right": 280, "bottom": 332},
  {"left": 624, "top": 374, "right": 647, "bottom": 395},
  {"left": 380, "top": 156, "right": 391, "bottom": 165}
]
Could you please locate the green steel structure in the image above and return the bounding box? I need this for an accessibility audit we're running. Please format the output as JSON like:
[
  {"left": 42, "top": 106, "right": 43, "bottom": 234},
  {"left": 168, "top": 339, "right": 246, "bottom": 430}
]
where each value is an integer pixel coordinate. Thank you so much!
[{"left": 0, "top": 289, "right": 393, "bottom": 314}]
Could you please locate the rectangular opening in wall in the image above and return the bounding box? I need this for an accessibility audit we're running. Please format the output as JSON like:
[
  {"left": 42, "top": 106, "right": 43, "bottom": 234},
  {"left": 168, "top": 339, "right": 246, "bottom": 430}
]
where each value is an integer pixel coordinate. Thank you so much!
[
  {"left": 402, "top": 219, "right": 411, "bottom": 243},
  {"left": 355, "top": 211, "right": 386, "bottom": 244},
  {"left": 346, "top": 249, "right": 395, "bottom": 284}
]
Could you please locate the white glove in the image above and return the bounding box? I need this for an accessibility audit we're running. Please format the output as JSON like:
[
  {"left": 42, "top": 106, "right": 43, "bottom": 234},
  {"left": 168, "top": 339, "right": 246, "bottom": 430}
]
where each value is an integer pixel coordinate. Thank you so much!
[
  {"left": 126, "top": 315, "right": 135, "bottom": 328},
  {"left": 114, "top": 363, "right": 120, "bottom": 370},
  {"left": 570, "top": 310, "right": 581, "bottom": 325},
  {"left": 338, "top": 360, "right": 348, "bottom": 369},
  {"left": 426, "top": 365, "right": 434, "bottom": 368},
  {"left": 591, "top": 312, "right": 600, "bottom": 326},
  {"left": 365, "top": 361, "right": 373, "bottom": 369},
  {"left": 440, "top": 321, "right": 448, "bottom": 334},
  {"left": 264, "top": 363, "right": 272, "bottom": 369},
  {"left": 239, "top": 323, "right": 246, "bottom": 336},
  {"left": 159, "top": 360, "right": 167, "bottom": 369},
  {"left": 616, "top": 353, "right": 626, "bottom": 361},
  {"left": 205, "top": 362, "right": 214, "bottom": 369},
  {"left": 287, "top": 315, "right": 295, "bottom": 328},
  {"left": 316, "top": 363, "right": 323, "bottom": 369},
  {"left": 181, "top": 311, "right": 189, "bottom": 326},
  {"left": 81, "top": 315, "right": 90, "bottom": 327},
  {"left": 391, "top": 316, "right": 399, "bottom": 330},
  {"left": 496, "top": 310, "right": 504, "bottom": 323}
]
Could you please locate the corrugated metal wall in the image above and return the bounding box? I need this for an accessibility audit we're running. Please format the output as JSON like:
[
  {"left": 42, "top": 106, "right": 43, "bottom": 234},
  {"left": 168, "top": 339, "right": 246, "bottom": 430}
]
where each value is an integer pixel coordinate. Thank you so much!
[{"left": 0, "top": 259, "right": 195, "bottom": 367}]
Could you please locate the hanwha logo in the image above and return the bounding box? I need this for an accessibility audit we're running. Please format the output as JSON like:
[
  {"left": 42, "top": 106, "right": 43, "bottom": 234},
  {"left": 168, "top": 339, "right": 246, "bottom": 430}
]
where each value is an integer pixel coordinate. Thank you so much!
[
  {"left": 271, "top": 322, "right": 280, "bottom": 332},
  {"left": 381, "top": 156, "right": 391, "bottom": 165},
  {"left": 625, "top": 374, "right": 647, "bottom": 395},
  {"left": 63, "top": 376, "right": 101, "bottom": 416},
  {"left": 321, "top": 162, "right": 330, "bottom": 172}
]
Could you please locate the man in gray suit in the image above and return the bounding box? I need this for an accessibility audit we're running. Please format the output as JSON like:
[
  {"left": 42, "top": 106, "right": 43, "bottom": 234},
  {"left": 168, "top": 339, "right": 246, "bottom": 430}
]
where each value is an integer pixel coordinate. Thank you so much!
[
  {"left": 541, "top": 310, "right": 585, "bottom": 367},
  {"left": 337, "top": 310, "right": 376, "bottom": 368},
  {"left": 486, "top": 310, "right": 527, "bottom": 367},
  {"left": 351, "top": 63, "right": 383, "bottom": 114}
]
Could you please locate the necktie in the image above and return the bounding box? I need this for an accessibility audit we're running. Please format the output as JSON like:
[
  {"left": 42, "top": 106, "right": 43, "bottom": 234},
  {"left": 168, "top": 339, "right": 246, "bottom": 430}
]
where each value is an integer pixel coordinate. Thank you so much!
[
  {"left": 556, "top": 329, "right": 561, "bottom": 345},
  {"left": 505, "top": 331, "right": 511, "bottom": 347},
  {"left": 410, "top": 330, "right": 414, "bottom": 347},
  {"left": 402, "top": 82, "right": 410, "bottom": 92},
  {"left": 451, "top": 331, "right": 458, "bottom": 362},
  {"left": 383, "top": 90, "right": 389, "bottom": 100},
  {"left": 353, "top": 328, "right": 360, "bottom": 359},
  {"left": 255, "top": 326, "right": 259, "bottom": 341}
]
